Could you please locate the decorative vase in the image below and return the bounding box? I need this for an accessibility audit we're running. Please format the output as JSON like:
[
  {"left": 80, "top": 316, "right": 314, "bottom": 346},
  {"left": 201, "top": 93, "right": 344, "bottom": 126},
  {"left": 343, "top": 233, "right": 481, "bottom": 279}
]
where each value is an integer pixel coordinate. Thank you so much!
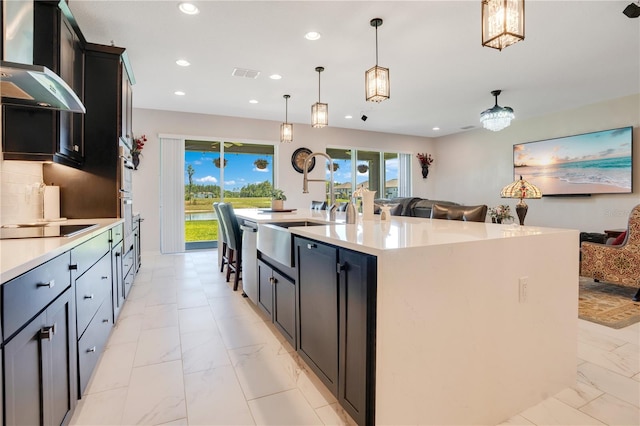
[
  {"left": 421, "top": 165, "right": 429, "bottom": 179},
  {"left": 131, "top": 152, "right": 140, "bottom": 170},
  {"left": 271, "top": 200, "right": 284, "bottom": 211},
  {"left": 491, "top": 218, "right": 503, "bottom": 224}
]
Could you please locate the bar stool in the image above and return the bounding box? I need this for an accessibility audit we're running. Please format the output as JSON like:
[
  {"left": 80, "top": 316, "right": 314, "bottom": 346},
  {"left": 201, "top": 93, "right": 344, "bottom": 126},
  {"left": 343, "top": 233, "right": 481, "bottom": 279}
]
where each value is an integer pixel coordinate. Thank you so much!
[
  {"left": 218, "top": 202, "right": 243, "bottom": 291},
  {"left": 213, "top": 202, "right": 229, "bottom": 273},
  {"left": 311, "top": 200, "right": 327, "bottom": 210}
]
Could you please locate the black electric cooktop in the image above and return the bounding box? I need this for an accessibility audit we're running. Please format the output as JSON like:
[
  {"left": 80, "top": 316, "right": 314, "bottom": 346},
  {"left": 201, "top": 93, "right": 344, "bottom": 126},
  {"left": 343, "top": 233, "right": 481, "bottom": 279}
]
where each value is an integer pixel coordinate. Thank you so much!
[{"left": 0, "top": 224, "right": 98, "bottom": 240}]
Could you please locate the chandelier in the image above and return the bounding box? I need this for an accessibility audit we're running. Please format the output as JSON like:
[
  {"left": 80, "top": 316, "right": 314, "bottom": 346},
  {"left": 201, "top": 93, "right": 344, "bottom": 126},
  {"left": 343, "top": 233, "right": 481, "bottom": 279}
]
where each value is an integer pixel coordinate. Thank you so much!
[
  {"left": 365, "top": 18, "right": 390, "bottom": 102},
  {"left": 481, "top": 0, "right": 525, "bottom": 51},
  {"left": 480, "top": 90, "right": 514, "bottom": 132},
  {"left": 311, "top": 66, "right": 328, "bottom": 128},
  {"left": 280, "top": 94, "right": 293, "bottom": 143}
]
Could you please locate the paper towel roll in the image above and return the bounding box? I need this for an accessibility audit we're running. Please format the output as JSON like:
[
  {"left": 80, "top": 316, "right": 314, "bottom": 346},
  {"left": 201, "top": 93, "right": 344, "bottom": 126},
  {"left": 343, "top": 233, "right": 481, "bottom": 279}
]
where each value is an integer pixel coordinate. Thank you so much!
[{"left": 44, "top": 186, "right": 60, "bottom": 220}]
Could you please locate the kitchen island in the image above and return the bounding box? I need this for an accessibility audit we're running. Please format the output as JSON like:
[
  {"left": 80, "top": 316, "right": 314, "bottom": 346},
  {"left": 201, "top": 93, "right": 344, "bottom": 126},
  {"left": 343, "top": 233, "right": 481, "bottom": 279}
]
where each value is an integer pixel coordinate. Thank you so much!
[{"left": 236, "top": 208, "right": 579, "bottom": 425}]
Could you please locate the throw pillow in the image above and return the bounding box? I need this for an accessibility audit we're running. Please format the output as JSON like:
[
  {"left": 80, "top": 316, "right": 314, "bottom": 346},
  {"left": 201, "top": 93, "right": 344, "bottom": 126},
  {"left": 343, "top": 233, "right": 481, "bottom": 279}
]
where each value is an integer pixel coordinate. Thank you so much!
[{"left": 612, "top": 231, "right": 627, "bottom": 245}]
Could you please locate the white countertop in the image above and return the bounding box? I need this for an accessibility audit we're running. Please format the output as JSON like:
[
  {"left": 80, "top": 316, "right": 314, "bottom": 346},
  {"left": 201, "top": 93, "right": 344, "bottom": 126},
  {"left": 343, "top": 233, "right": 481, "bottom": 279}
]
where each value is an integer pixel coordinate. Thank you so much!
[
  {"left": 235, "top": 208, "right": 577, "bottom": 256},
  {"left": 1, "top": 218, "right": 123, "bottom": 283}
]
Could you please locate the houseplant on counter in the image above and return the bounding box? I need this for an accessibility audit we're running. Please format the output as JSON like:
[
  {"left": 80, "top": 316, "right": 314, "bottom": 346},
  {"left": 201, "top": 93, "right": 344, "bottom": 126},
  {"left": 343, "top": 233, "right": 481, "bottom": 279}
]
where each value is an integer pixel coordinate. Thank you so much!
[
  {"left": 270, "top": 188, "right": 287, "bottom": 211},
  {"left": 489, "top": 204, "right": 514, "bottom": 223},
  {"left": 131, "top": 134, "right": 146, "bottom": 170}
]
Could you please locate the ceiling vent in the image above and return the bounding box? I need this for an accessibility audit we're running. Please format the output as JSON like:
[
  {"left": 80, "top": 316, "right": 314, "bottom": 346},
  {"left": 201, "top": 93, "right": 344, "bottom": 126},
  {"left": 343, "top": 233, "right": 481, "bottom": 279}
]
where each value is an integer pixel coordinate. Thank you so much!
[{"left": 232, "top": 68, "right": 260, "bottom": 79}]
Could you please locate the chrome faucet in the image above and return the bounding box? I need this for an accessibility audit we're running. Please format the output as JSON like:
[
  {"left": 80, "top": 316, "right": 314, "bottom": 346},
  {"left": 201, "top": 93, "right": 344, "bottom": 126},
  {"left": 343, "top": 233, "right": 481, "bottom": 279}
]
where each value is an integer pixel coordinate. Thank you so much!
[{"left": 302, "top": 152, "right": 336, "bottom": 219}]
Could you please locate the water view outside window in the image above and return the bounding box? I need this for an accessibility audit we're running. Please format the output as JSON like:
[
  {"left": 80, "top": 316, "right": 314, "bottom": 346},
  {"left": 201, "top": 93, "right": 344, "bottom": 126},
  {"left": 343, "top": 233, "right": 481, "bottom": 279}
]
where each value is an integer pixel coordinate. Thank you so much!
[{"left": 184, "top": 140, "right": 275, "bottom": 249}]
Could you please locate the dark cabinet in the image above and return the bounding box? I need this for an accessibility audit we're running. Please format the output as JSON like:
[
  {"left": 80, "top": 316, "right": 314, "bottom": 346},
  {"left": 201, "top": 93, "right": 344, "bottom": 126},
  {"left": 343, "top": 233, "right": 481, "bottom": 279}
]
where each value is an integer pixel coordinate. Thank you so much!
[
  {"left": 71, "top": 230, "right": 114, "bottom": 397},
  {"left": 112, "top": 239, "right": 125, "bottom": 322},
  {"left": 2, "top": 0, "right": 84, "bottom": 166},
  {"left": 257, "top": 259, "right": 296, "bottom": 347},
  {"left": 44, "top": 42, "right": 132, "bottom": 221},
  {"left": 3, "top": 287, "right": 77, "bottom": 426},
  {"left": 295, "top": 238, "right": 339, "bottom": 394},
  {"left": 294, "top": 236, "right": 377, "bottom": 426}
]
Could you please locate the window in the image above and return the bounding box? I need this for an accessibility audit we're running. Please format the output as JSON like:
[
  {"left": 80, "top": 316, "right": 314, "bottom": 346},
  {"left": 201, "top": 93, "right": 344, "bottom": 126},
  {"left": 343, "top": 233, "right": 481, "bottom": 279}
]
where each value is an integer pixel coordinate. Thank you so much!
[
  {"left": 326, "top": 147, "right": 410, "bottom": 201},
  {"left": 184, "top": 140, "right": 275, "bottom": 249}
]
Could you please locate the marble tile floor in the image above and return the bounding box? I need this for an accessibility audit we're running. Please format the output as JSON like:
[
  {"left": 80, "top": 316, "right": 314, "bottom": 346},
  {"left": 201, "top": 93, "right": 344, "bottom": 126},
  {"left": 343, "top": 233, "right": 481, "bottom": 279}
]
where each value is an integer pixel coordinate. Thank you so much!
[{"left": 70, "top": 250, "right": 640, "bottom": 425}]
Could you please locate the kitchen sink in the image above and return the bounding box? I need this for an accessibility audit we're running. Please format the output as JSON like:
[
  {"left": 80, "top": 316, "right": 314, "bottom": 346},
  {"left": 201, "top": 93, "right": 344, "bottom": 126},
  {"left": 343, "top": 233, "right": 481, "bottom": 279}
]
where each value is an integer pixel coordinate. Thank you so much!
[{"left": 257, "top": 220, "right": 329, "bottom": 267}]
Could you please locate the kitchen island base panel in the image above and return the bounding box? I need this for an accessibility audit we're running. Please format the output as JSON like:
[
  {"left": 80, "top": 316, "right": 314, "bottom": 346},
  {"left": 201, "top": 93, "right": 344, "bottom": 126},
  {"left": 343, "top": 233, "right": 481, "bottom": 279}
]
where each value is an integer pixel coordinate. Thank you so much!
[{"left": 375, "top": 232, "right": 578, "bottom": 425}]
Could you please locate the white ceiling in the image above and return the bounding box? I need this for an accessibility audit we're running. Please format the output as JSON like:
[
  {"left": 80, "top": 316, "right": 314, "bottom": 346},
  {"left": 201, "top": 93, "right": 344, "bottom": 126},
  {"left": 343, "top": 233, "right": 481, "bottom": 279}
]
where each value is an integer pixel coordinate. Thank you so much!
[{"left": 68, "top": 0, "right": 640, "bottom": 137}]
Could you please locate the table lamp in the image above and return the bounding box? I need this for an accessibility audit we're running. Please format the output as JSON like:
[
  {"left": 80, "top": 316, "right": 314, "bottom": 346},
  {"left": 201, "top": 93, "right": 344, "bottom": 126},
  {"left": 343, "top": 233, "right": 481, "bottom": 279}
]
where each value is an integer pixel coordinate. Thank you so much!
[{"left": 500, "top": 176, "right": 542, "bottom": 225}]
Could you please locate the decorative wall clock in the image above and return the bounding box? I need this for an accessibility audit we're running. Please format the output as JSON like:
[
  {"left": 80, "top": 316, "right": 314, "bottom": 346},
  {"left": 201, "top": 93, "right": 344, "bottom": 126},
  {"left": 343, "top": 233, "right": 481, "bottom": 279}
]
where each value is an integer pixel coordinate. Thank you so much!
[{"left": 291, "top": 147, "right": 315, "bottom": 173}]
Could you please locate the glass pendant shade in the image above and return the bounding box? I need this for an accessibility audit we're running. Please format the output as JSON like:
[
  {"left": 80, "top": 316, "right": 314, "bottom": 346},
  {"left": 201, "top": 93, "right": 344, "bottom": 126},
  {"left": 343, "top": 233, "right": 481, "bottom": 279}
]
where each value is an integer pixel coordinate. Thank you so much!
[
  {"left": 311, "top": 102, "right": 328, "bottom": 128},
  {"left": 482, "top": 0, "right": 525, "bottom": 51},
  {"left": 311, "top": 67, "right": 328, "bottom": 128},
  {"left": 480, "top": 90, "right": 515, "bottom": 131},
  {"left": 365, "top": 65, "right": 390, "bottom": 102},
  {"left": 280, "top": 123, "right": 293, "bottom": 143},
  {"left": 280, "top": 94, "right": 293, "bottom": 143}
]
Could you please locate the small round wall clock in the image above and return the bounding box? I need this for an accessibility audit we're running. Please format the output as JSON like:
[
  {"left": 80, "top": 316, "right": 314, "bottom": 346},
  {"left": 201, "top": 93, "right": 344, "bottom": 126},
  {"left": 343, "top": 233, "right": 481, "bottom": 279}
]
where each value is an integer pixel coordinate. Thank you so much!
[{"left": 291, "top": 147, "right": 315, "bottom": 173}]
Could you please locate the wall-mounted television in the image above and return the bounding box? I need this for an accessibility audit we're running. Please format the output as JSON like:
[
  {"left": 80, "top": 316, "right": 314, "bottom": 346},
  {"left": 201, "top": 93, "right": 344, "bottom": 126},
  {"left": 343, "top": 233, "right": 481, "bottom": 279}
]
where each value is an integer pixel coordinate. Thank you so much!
[{"left": 513, "top": 126, "right": 633, "bottom": 196}]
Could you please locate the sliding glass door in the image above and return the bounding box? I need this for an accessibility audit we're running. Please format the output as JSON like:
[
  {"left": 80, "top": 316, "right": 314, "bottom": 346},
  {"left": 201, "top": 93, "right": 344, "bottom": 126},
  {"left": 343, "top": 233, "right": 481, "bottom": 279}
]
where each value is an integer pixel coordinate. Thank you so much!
[{"left": 184, "top": 140, "right": 275, "bottom": 250}]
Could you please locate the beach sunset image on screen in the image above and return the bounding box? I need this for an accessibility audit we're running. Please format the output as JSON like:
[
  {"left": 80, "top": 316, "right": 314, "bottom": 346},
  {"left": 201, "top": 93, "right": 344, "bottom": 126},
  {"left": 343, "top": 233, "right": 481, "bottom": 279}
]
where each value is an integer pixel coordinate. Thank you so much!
[{"left": 513, "top": 126, "right": 633, "bottom": 196}]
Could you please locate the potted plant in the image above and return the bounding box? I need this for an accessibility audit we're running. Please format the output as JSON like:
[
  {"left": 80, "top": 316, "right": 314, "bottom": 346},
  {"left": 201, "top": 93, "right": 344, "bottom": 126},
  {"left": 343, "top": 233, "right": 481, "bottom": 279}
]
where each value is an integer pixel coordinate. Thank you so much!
[
  {"left": 131, "top": 134, "right": 146, "bottom": 170},
  {"left": 270, "top": 188, "right": 287, "bottom": 210},
  {"left": 328, "top": 163, "right": 339, "bottom": 171},
  {"left": 357, "top": 164, "right": 369, "bottom": 173},
  {"left": 489, "top": 204, "right": 514, "bottom": 223},
  {"left": 254, "top": 158, "right": 268, "bottom": 169},
  {"left": 214, "top": 158, "right": 227, "bottom": 168}
]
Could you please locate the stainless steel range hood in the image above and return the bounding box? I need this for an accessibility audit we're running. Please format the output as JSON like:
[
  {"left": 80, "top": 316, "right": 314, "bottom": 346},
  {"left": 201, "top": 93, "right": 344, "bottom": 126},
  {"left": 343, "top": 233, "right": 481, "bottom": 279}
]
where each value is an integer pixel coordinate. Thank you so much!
[{"left": 1, "top": 60, "right": 86, "bottom": 113}]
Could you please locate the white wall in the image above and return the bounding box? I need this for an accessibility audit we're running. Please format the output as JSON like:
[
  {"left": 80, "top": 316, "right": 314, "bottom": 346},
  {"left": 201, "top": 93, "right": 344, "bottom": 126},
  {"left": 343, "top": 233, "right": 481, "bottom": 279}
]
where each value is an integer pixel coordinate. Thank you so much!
[
  {"left": 132, "top": 109, "right": 435, "bottom": 253},
  {"left": 431, "top": 94, "right": 640, "bottom": 232}
]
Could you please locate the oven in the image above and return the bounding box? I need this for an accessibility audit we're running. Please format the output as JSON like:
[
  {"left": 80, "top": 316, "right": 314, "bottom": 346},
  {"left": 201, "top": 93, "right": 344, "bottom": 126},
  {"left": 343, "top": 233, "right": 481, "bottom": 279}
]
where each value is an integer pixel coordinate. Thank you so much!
[{"left": 119, "top": 141, "right": 135, "bottom": 250}]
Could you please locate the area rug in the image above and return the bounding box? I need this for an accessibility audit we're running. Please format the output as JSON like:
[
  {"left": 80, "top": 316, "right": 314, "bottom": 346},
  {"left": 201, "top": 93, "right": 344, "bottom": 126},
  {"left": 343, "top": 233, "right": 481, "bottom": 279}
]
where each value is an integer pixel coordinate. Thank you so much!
[{"left": 579, "top": 277, "right": 640, "bottom": 329}]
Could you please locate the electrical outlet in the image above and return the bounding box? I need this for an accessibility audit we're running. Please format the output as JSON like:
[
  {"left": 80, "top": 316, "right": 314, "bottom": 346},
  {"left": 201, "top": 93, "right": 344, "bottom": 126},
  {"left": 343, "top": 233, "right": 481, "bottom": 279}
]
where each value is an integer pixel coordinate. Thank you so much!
[{"left": 519, "top": 277, "right": 528, "bottom": 303}]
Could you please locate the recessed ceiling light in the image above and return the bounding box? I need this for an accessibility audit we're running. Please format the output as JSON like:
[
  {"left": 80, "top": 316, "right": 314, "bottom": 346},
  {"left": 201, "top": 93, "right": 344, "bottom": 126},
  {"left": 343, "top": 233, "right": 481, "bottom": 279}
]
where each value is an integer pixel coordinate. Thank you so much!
[
  {"left": 304, "top": 31, "right": 321, "bottom": 41},
  {"left": 432, "top": 127, "right": 440, "bottom": 131},
  {"left": 249, "top": 99, "right": 259, "bottom": 104},
  {"left": 345, "top": 115, "right": 353, "bottom": 119},
  {"left": 269, "top": 74, "right": 282, "bottom": 80},
  {"left": 175, "top": 91, "right": 186, "bottom": 96},
  {"left": 178, "top": 2, "right": 199, "bottom": 15},
  {"left": 176, "top": 59, "right": 190, "bottom": 67}
]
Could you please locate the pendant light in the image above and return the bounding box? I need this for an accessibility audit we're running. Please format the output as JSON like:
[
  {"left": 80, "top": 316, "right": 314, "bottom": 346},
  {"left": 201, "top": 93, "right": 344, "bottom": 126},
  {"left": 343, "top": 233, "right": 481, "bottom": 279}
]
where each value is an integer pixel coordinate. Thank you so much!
[
  {"left": 280, "top": 94, "right": 293, "bottom": 143},
  {"left": 365, "top": 18, "right": 390, "bottom": 102},
  {"left": 311, "top": 66, "right": 328, "bottom": 128},
  {"left": 481, "top": 0, "right": 525, "bottom": 51},
  {"left": 480, "top": 90, "right": 514, "bottom": 131}
]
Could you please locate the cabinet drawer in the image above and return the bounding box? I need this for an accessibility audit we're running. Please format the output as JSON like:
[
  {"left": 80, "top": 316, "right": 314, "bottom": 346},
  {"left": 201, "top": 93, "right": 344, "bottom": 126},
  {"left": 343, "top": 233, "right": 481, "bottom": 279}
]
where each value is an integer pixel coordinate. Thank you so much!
[
  {"left": 76, "top": 253, "right": 111, "bottom": 337},
  {"left": 3, "top": 252, "right": 71, "bottom": 339},
  {"left": 122, "top": 248, "right": 134, "bottom": 277},
  {"left": 123, "top": 267, "right": 134, "bottom": 299},
  {"left": 77, "top": 299, "right": 112, "bottom": 396},
  {"left": 111, "top": 224, "right": 124, "bottom": 246},
  {"left": 71, "top": 231, "right": 110, "bottom": 277}
]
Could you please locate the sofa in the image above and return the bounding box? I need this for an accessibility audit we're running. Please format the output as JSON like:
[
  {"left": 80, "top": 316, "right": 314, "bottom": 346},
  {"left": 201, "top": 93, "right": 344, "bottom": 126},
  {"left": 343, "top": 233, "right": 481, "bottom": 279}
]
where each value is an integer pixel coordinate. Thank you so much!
[{"left": 374, "top": 197, "right": 461, "bottom": 218}]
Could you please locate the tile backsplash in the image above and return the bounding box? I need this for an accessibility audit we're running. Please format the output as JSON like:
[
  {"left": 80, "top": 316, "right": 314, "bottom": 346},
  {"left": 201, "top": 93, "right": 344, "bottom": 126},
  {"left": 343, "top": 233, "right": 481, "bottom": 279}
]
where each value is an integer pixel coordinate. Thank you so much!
[{"left": 0, "top": 160, "right": 44, "bottom": 225}]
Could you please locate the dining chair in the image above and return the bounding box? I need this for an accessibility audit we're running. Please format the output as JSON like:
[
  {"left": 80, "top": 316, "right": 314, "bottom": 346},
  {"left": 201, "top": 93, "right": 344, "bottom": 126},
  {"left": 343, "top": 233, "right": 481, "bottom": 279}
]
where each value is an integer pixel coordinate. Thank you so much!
[
  {"left": 311, "top": 200, "right": 327, "bottom": 210},
  {"left": 217, "top": 202, "right": 243, "bottom": 291},
  {"left": 213, "top": 202, "right": 229, "bottom": 273}
]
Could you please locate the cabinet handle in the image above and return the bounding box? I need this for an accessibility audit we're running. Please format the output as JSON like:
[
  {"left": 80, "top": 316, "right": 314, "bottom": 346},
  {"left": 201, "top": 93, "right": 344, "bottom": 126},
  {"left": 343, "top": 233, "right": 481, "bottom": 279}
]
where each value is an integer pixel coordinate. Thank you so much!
[
  {"left": 37, "top": 280, "right": 55, "bottom": 288},
  {"left": 40, "top": 325, "right": 55, "bottom": 341},
  {"left": 115, "top": 252, "right": 121, "bottom": 257},
  {"left": 102, "top": 318, "right": 109, "bottom": 323},
  {"left": 101, "top": 276, "right": 109, "bottom": 280},
  {"left": 84, "top": 294, "right": 94, "bottom": 299},
  {"left": 73, "top": 144, "right": 79, "bottom": 152},
  {"left": 87, "top": 346, "right": 97, "bottom": 353},
  {"left": 307, "top": 243, "right": 317, "bottom": 249},
  {"left": 337, "top": 263, "right": 346, "bottom": 273},
  {"left": 69, "top": 264, "right": 78, "bottom": 270}
]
